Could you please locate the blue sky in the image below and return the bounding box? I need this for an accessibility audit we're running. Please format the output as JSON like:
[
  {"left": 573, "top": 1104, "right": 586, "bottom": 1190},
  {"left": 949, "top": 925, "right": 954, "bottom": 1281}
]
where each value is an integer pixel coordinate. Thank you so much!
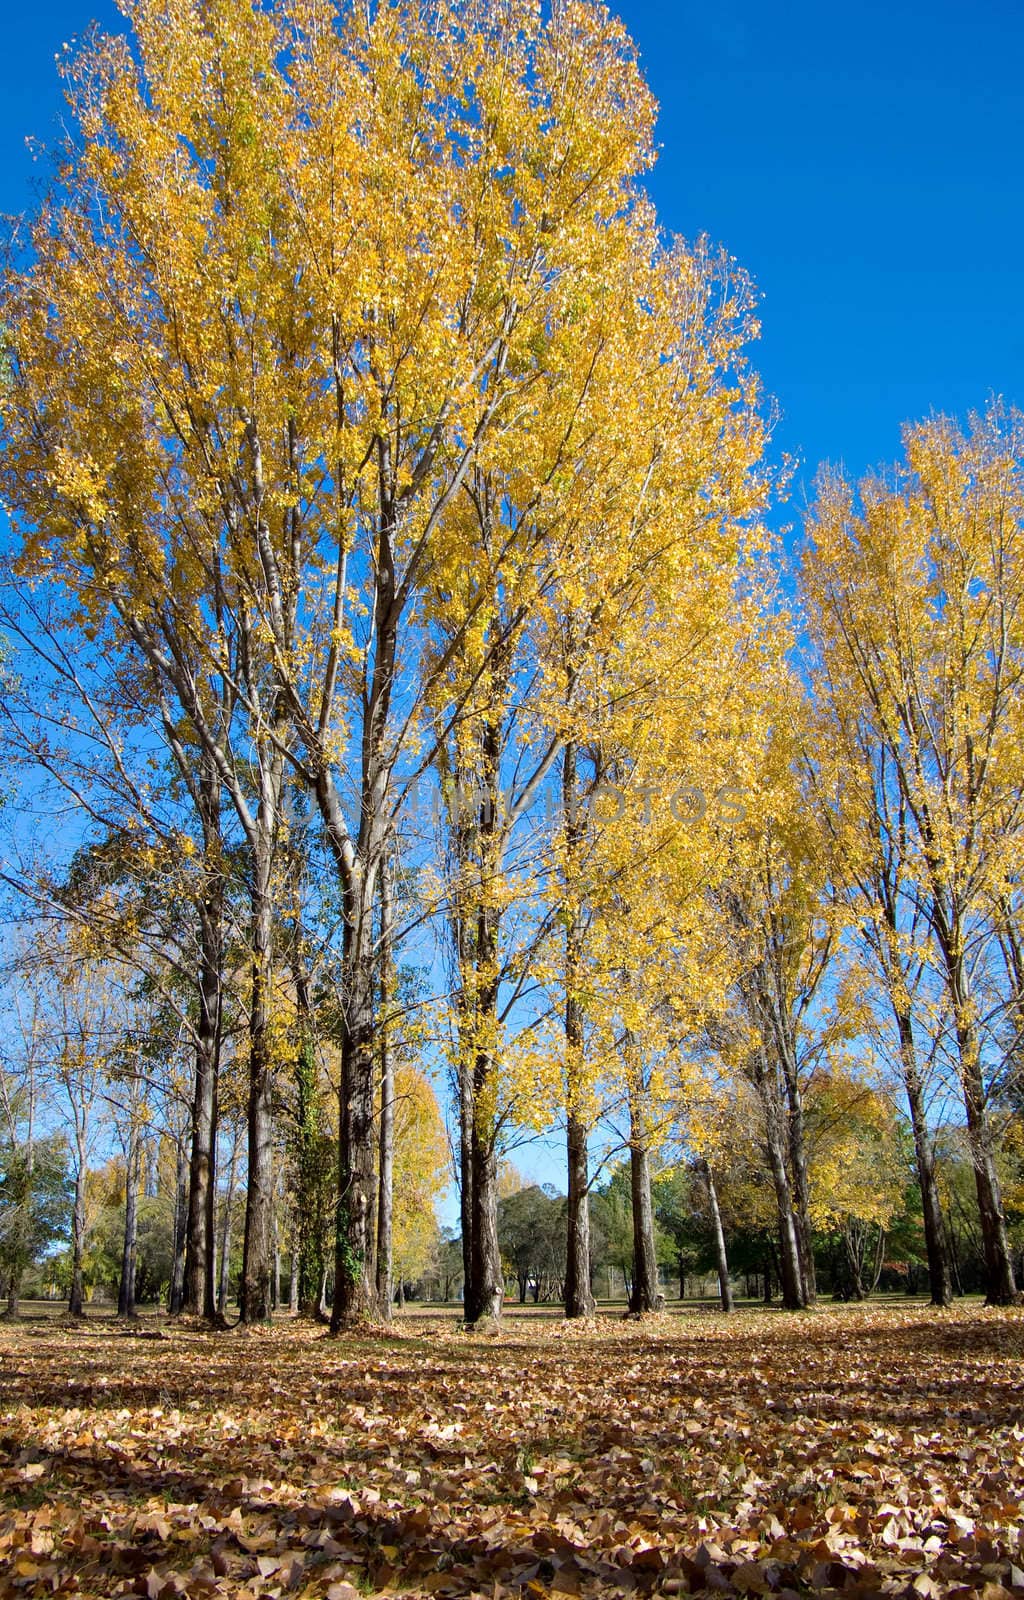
[
  {"left": 625, "top": 0, "right": 1024, "bottom": 521},
  {"left": 3, "top": 0, "right": 1021, "bottom": 521}
]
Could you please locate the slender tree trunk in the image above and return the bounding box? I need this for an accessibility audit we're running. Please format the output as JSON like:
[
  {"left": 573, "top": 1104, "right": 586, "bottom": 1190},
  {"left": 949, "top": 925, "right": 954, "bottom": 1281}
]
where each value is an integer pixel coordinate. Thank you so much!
[
  {"left": 960, "top": 1036, "right": 1017, "bottom": 1304},
  {"left": 168, "top": 1135, "right": 188, "bottom": 1315},
  {"left": 293, "top": 1024, "right": 325, "bottom": 1312},
  {"left": 755, "top": 1057, "right": 806, "bottom": 1309},
  {"left": 627, "top": 1078, "right": 663, "bottom": 1314},
  {"left": 842, "top": 1223, "right": 866, "bottom": 1300},
  {"left": 69, "top": 1131, "right": 88, "bottom": 1318},
  {"left": 7, "top": 1089, "right": 33, "bottom": 1317},
  {"left": 332, "top": 885, "right": 379, "bottom": 1328},
  {"left": 272, "top": 1202, "right": 281, "bottom": 1311},
  {"left": 218, "top": 1129, "right": 239, "bottom": 1316},
  {"left": 183, "top": 764, "right": 223, "bottom": 1321},
  {"left": 183, "top": 940, "right": 220, "bottom": 1318},
  {"left": 469, "top": 1114, "right": 503, "bottom": 1323},
  {"left": 780, "top": 1049, "right": 816, "bottom": 1305},
  {"left": 319, "top": 480, "right": 401, "bottom": 1331},
  {"left": 565, "top": 1113, "right": 594, "bottom": 1317},
  {"left": 703, "top": 1159, "right": 733, "bottom": 1313},
  {"left": 898, "top": 1019, "right": 952, "bottom": 1307},
  {"left": 562, "top": 737, "right": 596, "bottom": 1319},
  {"left": 375, "top": 858, "right": 395, "bottom": 1320},
  {"left": 240, "top": 828, "right": 278, "bottom": 1324},
  {"left": 118, "top": 1096, "right": 140, "bottom": 1318},
  {"left": 289, "top": 934, "right": 326, "bottom": 1316},
  {"left": 462, "top": 750, "right": 504, "bottom": 1328},
  {"left": 628, "top": 1140, "right": 663, "bottom": 1313},
  {"left": 869, "top": 1225, "right": 887, "bottom": 1293},
  {"left": 459, "top": 1056, "right": 474, "bottom": 1315},
  {"left": 939, "top": 936, "right": 1017, "bottom": 1304}
]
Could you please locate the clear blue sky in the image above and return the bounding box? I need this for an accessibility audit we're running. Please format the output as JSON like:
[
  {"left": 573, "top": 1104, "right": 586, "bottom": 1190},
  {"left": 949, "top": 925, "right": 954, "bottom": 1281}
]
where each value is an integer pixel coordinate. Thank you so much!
[
  {"left": 3, "top": 0, "right": 1022, "bottom": 522},
  {"left": 625, "top": 0, "right": 1024, "bottom": 520}
]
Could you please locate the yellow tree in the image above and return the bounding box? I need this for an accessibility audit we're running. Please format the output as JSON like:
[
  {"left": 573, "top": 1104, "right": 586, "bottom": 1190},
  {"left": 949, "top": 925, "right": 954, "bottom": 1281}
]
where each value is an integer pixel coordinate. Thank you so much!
[
  {"left": 803, "top": 406, "right": 1024, "bottom": 1305},
  {"left": 391, "top": 1065, "right": 448, "bottom": 1300},
  {"left": 0, "top": 0, "right": 665, "bottom": 1324},
  {"left": 803, "top": 1070, "right": 905, "bottom": 1300},
  {"left": 541, "top": 236, "right": 772, "bottom": 1319}
]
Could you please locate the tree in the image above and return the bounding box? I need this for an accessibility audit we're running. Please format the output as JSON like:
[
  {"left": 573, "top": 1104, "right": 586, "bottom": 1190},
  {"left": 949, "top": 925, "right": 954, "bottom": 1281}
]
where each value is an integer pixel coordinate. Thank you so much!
[
  {"left": 803, "top": 407, "right": 1024, "bottom": 1304},
  {"left": 0, "top": 1135, "right": 71, "bottom": 1313},
  {"left": 497, "top": 1184, "right": 566, "bottom": 1304},
  {"left": 391, "top": 1066, "right": 448, "bottom": 1301}
]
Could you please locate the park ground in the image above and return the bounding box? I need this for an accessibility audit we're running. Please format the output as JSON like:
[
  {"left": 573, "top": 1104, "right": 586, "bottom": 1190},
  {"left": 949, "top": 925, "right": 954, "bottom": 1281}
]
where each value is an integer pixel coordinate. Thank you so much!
[{"left": 0, "top": 1302, "right": 1022, "bottom": 1600}]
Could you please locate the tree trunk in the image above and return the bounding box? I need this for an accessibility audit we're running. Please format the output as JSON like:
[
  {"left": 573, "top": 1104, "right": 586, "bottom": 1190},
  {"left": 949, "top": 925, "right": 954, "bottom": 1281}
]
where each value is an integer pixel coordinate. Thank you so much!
[
  {"left": 69, "top": 1133, "right": 87, "bottom": 1318},
  {"left": 565, "top": 1113, "right": 595, "bottom": 1317},
  {"left": 939, "top": 934, "right": 1017, "bottom": 1305},
  {"left": 332, "top": 885, "right": 379, "bottom": 1328},
  {"left": 469, "top": 1115, "right": 503, "bottom": 1323},
  {"left": 375, "top": 858, "right": 395, "bottom": 1320},
  {"left": 168, "top": 1134, "right": 188, "bottom": 1315},
  {"left": 703, "top": 1159, "right": 733, "bottom": 1313},
  {"left": 458, "top": 1048, "right": 475, "bottom": 1318},
  {"left": 898, "top": 1019, "right": 952, "bottom": 1307},
  {"left": 627, "top": 1079, "right": 664, "bottom": 1314},
  {"left": 7, "top": 1092, "right": 33, "bottom": 1318},
  {"left": 293, "top": 1029, "right": 325, "bottom": 1313},
  {"left": 117, "top": 1096, "right": 140, "bottom": 1318},
  {"left": 562, "top": 737, "right": 596, "bottom": 1319},
  {"left": 755, "top": 1057, "right": 806, "bottom": 1308},
  {"left": 780, "top": 1049, "right": 816, "bottom": 1305},
  {"left": 288, "top": 935, "right": 326, "bottom": 1317},
  {"left": 240, "top": 830, "right": 278, "bottom": 1324},
  {"left": 464, "top": 848, "right": 503, "bottom": 1327},
  {"left": 961, "top": 1042, "right": 1017, "bottom": 1304},
  {"left": 218, "top": 1130, "right": 239, "bottom": 1316},
  {"left": 183, "top": 764, "right": 223, "bottom": 1321},
  {"left": 315, "top": 479, "right": 400, "bottom": 1332},
  {"left": 842, "top": 1223, "right": 866, "bottom": 1300}
]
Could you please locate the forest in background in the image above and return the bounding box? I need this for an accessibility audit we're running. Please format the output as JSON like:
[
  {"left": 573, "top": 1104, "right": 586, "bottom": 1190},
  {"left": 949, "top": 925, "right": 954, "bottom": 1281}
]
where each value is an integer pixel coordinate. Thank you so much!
[{"left": 0, "top": 0, "right": 1022, "bottom": 1331}]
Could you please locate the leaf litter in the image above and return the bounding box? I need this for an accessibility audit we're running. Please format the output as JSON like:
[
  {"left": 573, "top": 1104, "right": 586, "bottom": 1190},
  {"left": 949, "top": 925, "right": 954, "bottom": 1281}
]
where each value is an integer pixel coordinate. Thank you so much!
[{"left": 1, "top": 1303, "right": 1022, "bottom": 1599}]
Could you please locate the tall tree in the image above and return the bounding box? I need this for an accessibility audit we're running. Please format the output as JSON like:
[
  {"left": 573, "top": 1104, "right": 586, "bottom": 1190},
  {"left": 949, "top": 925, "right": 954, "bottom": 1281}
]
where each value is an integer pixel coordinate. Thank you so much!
[{"left": 803, "top": 407, "right": 1024, "bottom": 1304}]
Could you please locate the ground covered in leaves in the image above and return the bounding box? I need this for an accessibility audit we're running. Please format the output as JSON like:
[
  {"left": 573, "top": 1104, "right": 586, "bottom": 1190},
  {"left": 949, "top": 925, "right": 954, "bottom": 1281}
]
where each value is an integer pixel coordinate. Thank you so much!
[{"left": 1, "top": 1302, "right": 1022, "bottom": 1600}]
